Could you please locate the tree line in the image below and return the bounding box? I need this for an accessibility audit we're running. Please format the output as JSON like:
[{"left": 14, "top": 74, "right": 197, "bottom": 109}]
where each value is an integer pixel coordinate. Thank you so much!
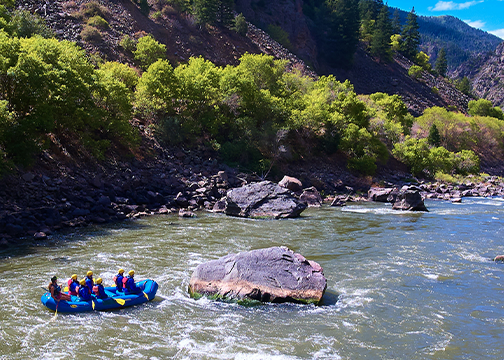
[{"left": 1, "top": 1, "right": 503, "bottom": 180}]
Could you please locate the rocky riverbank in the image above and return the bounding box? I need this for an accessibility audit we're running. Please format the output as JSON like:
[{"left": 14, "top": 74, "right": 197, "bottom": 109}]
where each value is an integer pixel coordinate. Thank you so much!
[{"left": 1, "top": 138, "right": 504, "bottom": 248}]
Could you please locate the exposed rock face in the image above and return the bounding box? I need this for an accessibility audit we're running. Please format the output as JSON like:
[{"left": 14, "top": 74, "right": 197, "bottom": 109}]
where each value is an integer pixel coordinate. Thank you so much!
[
  {"left": 455, "top": 42, "right": 504, "bottom": 109},
  {"left": 392, "top": 186, "right": 428, "bottom": 212},
  {"left": 235, "top": 0, "right": 318, "bottom": 68},
  {"left": 224, "top": 181, "right": 307, "bottom": 218},
  {"left": 188, "top": 246, "right": 327, "bottom": 304}
]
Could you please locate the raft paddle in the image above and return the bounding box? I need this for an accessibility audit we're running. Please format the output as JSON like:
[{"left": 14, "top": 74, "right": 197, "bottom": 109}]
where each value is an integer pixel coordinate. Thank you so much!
[
  {"left": 92, "top": 300, "right": 95, "bottom": 310},
  {"left": 114, "top": 298, "right": 126, "bottom": 306},
  {"left": 143, "top": 292, "right": 149, "bottom": 300},
  {"left": 51, "top": 301, "right": 59, "bottom": 320}
]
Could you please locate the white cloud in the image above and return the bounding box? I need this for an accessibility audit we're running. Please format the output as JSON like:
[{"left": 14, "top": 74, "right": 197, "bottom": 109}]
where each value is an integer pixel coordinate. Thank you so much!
[
  {"left": 489, "top": 29, "right": 504, "bottom": 39},
  {"left": 429, "top": 1, "right": 484, "bottom": 11},
  {"left": 463, "top": 19, "right": 486, "bottom": 28}
]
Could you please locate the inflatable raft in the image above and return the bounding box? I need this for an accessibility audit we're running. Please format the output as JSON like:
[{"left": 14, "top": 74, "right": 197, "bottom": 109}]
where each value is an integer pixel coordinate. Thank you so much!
[{"left": 41, "top": 279, "right": 158, "bottom": 313}]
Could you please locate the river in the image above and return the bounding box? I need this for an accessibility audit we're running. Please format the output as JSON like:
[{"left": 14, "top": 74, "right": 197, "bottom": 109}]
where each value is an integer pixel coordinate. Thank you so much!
[{"left": 1, "top": 197, "right": 504, "bottom": 359}]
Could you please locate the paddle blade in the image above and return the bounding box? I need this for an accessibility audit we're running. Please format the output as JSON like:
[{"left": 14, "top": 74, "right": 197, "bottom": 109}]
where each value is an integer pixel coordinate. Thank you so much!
[
  {"left": 64, "top": 287, "right": 69, "bottom": 292},
  {"left": 92, "top": 301, "right": 95, "bottom": 310},
  {"left": 114, "top": 298, "right": 126, "bottom": 306},
  {"left": 143, "top": 292, "right": 149, "bottom": 300},
  {"left": 51, "top": 302, "right": 59, "bottom": 321}
]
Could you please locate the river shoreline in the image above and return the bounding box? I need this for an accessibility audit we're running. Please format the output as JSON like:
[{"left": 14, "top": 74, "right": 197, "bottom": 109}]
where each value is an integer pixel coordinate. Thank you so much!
[{"left": 1, "top": 143, "right": 504, "bottom": 247}]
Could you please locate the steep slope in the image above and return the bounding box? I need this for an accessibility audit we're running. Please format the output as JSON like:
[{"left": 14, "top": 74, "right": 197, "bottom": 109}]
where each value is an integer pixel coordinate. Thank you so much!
[
  {"left": 455, "top": 42, "right": 504, "bottom": 108},
  {"left": 23, "top": 0, "right": 470, "bottom": 116},
  {"left": 390, "top": 10, "right": 502, "bottom": 73},
  {"left": 329, "top": 46, "right": 471, "bottom": 116}
]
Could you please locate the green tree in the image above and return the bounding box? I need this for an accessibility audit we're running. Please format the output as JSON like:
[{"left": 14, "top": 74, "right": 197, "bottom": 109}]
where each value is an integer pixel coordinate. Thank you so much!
[
  {"left": 400, "top": 7, "right": 420, "bottom": 60},
  {"left": 232, "top": 13, "right": 248, "bottom": 36},
  {"left": 9, "top": 10, "right": 54, "bottom": 38},
  {"left": 455, "top": 76, "right": 472, "bottom": 96},
  {"left": 0, "top": 0, "right": 15, "bottom": 8},
  {"left": 468, "top": 99, "right": 504, "bottom": 120},
  {"left": 134, "top": 35, "right": 166, "bottom": 70},
  {"left": 0, "top": 33, "right": 137, "bottom": 163},
  {"left": 427, "top": 123, "right": 441, "bottom": 146},
  {"left": 391, "top": 8, "right": 401, "bottom": 34},
  {"left": 435, "top": 47, "right": 448, "bottom": 77},
  {"left": 135, "top": 59, "right": 178, "bottom": 118},
  {"left": 370, "top": 5, "right": 393, "bottom": 63},
  {"left": 322, "top": 0, "right": 360, "bottom": 68},
  {"left": 193, "top": 0, "right": 218, "bottom": 25},
  {"left": 218, "top": 0, "right": 234, "bottom": 27}
]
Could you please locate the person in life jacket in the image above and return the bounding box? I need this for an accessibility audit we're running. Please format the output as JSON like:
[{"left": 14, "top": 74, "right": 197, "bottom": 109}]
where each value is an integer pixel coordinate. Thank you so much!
[
  {"left": 78, "top": 278, "right": 92, "bottom": 301},
  {"left": 67, "top": 274, "right": 79, "bottom": 296},
  {"left": 49, "top": 276, "right": 71, "bottom": 301},
  {"left": 123, "top": 270, "right": 141, "bottom": 295},
  {"left": 113, "top": 269, "right": 125, "bottom": 292},
  {"left": 92, "top": 278, "right": 108, "bottom": 299},
  {"left": 85, "top": 270, "right": 94, "bottom": 290}
]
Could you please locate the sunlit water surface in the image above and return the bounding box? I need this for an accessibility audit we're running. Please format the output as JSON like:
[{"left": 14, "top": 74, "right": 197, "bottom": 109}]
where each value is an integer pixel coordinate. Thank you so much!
[{"left": 1, "top": 198, "right": 504, "bottom": 359}]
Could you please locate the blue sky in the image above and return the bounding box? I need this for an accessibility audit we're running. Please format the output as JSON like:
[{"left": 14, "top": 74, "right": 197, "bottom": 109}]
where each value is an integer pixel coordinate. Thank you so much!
[{"left": 385, "top": 0, "right": 504, "bottom": 39}]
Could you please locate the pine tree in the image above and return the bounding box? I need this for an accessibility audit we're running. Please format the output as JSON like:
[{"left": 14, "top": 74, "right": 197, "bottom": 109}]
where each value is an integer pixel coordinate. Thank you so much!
[
  {"left": 370, "top": 5, "right": 393, "bottom": 62},
  {"left": 322, "top": 0, "right": 360, "bottom": 68},
  {"left": 427, "top": 123, "right": 441, "bottom": 147},
  {"left": 193, "top": 0, "right": 218, "bottom": 25},
  {"left": 232, "top": 13, "right": 248, "bottom": 36},
  {"left": 435, "top": 48, "right": 448, "bottom": 77},
  {"left": 218, "top": 0, "right": 234, "bottom": 27},
  {"left": 400, "top": 7, "right": 420, "bottom": 60},
  {"left": 392, "top": 9, "right": 401, "bottom": 34}
]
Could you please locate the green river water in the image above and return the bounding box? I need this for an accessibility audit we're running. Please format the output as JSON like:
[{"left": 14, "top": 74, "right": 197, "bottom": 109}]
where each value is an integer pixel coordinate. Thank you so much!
[{"left": 1, "top": 198, "right": 504, "bottom": 359}]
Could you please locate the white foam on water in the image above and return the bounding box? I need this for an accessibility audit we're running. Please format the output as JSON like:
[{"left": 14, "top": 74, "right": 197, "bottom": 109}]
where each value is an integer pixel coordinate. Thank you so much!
[
  {"left": 234, "top": 353, "right": 300, "bottom": 360},
  {"left": 423, "top": 273, "right": 439, "bottom": 280}
]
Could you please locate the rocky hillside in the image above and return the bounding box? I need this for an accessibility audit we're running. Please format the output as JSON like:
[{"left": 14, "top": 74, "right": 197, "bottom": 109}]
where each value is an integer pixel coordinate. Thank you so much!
[
  {"left": 415, "top": 14, "right": 501, "bottom": 73},
  {"left": 454, "top": 42, "right": 504, "bottom": 108},
  {"left": 21, "top": 0, "right": 472, "bottom": 117}
]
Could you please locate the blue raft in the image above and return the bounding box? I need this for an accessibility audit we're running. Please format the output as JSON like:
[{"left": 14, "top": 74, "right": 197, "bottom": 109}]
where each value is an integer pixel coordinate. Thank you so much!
[{"left": 41, "top": 279, "right": 158, "bottom": 313}]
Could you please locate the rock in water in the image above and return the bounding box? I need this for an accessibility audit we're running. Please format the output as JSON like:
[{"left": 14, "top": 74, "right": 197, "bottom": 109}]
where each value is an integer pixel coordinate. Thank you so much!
[
  {"left": 188, "top": 247, "right": 327, "bottom": 304},
  {"left": 392, "top": 186, "right": 428, "bottom": 211},
  {"left": 224, "top": 181, "right": 307, "bottom": 218}
]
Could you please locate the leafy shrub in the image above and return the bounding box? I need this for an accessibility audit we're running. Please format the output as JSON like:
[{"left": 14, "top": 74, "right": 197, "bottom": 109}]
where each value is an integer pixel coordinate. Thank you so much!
[
  {"left": 155, "top": 116, "right": 184, "bottom": 146},
  {"left": 134, "top": 35, "right": 166, "bottom": 70},
  {"left": 408, "top": 65, "right": 423, "bottom": 79},
  {"left": 86, "top": 15, "right": 109, "bottom": 29},
  {"left": 431, "top": 86, "right": 439, "bottom": 94},
  {"left": 119, "top": 34, "right": 136, "bottom": 52},
  {"left": 0, "top": 0, "right": 15, "bottom": 8},
  {"left": 267, "top": 24, "right": 292, "bottom": 50},
  {"left": 151, "top": 11, "right": 162, "bottom": 20},
  {"left": 468, "top": 99, "right": 504, "bottom": 120},
  {"left": 9, "top": 10, "right": 54, "bottom": 38},
  {"left": 415, "top": 51, "right": 431, "bottom": 71},
  {"left": 393, "top": 136, "right": 480, "bottom": 177},
  {"left": 80, "top": 25, "right": 102, "bottom": 43},
  {"left": 78, "top": 1, "right": 108, "bottom": 19}
]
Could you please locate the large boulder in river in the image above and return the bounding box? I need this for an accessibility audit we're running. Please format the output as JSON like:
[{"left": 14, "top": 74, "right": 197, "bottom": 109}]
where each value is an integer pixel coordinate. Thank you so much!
[
  {"left": 188, "top": 247, "right": 327, "bottom": 304},
  {"left": 224, "top": 181, "right": 307, "bottom": 218},
  {"left": 392, "top": 186, "right": 428, "bottom": 211},
  {"left": 368, "top": 187, "right": 394, "bottom": 202}
]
